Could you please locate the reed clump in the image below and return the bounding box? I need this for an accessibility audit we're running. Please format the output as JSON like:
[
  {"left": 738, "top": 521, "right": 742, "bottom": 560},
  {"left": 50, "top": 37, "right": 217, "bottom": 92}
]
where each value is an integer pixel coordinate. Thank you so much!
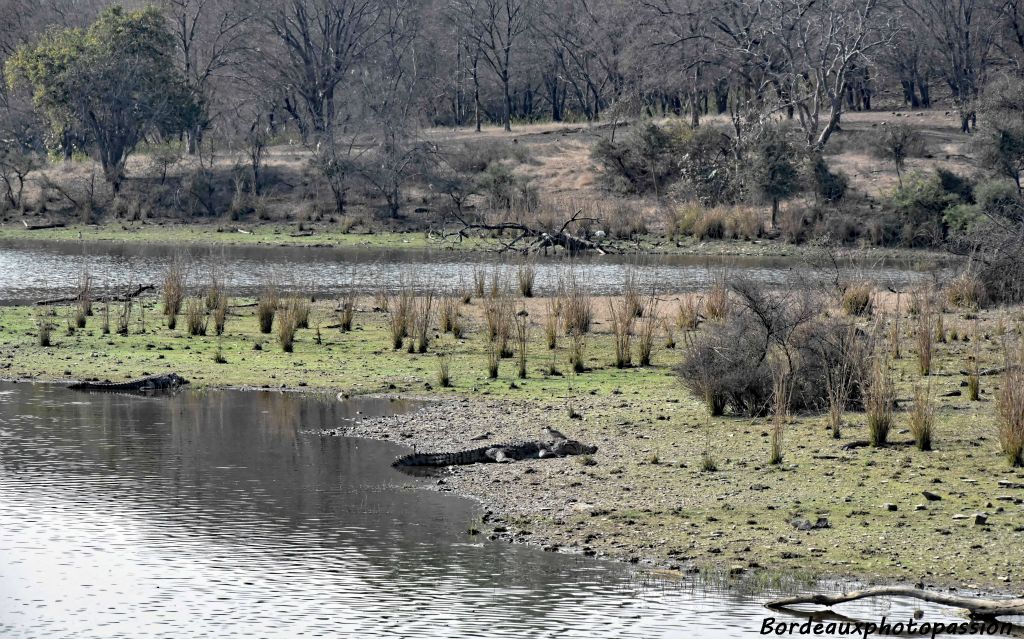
[
  {"left": 437, "top": 354, "right": 452, "bottom": 387},
  {"left": 387, "top": 286, "right": 412, "bottom": 350},
  {"left": 439, "top": 294, "right": 458, "bottom": 334},
  {"left": 338, "top": 291, "right": 356, "bottom": 332},
  {"left": 514, "top": 309, "right": 530, "bottom": 378},
  {"left": 609, "top": 299, "right": 634, "bottom": 369},
  {"left": 909, "top": 383, "right": 935, "bottom": 451},
  {"left": 77, "top": 271, "right": 93, "bottom": 318},
  {"left": 36, "top": 313, "right": 53, "bottom": 347},
  {"left": 289, "top": 297, "right": 311, "bottom": 329},
  {"left": 162, "top": 262, "right": 186, "bottom": 329},
  {"left": 543, "top": 298, "right": 559, "bottom": 349},
  {"left": 561, "top": 271, "right": 592, "bottom": 336},
  {"left": 277, "top": 305, "right": 298, "bottom": 353},
  {"left": 769, "top": 365, "right": 791, "bottom": 465},
  {"left": 486, "top": 340, "right": 500, "bottom": 379},
  {"left": 212, "top": 295, "right": 228, "bottom": 336},
  {"left": 916, "top": 310, "right": 933, "bottom": 376},
  {"left": 185, "top": 297, "right": 208, "bottom": 336},
  {"left": 636, "top": 297, "right": 658, "bottom": 366},
  {"left": 704, "top": 285, "right": 730, "bottom": 321},
  {"left": 569, "top": 332, "right": 586, "bottom": 374},
  {"left": 865, "top": 353, "right": 895, "bottom": 447},
  {"left": 677, "top": 296, "right": 700, "bottom": 330},
  {"left": 412, "top": 292, "right": 435, "bottom": 354},
  {"left": 257, "top": 286, "right": 278, "bottom": 334},
  {"left": 517, "top": 261, "right": 536, "bottom": 298},
  {"left": 841, "top": 282, "right": 874, "bottom": 316},
  {"left": 997, "top": 347, "right": 1024, "bottom": 467}
]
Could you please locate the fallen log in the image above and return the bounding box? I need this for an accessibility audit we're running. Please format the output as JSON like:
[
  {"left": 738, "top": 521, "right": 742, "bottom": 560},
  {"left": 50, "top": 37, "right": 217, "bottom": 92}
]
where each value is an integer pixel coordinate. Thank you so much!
[
  {"left": 766, "top": 586, "right": 1024, "bottom": 620},
  {"left": 959, "top": 365, "right": 1019, "bottom": 377},
  {"left": 35, "top": 284, "right": 154, "bottom": 306},
  {"left": 22, "top": 220, "right": 66, "bottom": 231}
]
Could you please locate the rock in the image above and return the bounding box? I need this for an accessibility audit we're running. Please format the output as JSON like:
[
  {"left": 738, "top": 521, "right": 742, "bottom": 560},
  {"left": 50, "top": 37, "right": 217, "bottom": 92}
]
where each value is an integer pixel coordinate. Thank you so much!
[
  {"left": 922, "top": 491, "right": 942, "bottom": 501},
  {"left": 791, "top": 519, "right": 813, "bottom": 531},
  {"left": 974, "top": 513, "right": 989, "bottom": 526},
  {"left": 914, "top": 504, "right": 927, "bottom": 511},
  {"left": 884, "top": 503, "right": 898, "bottom": 512}
]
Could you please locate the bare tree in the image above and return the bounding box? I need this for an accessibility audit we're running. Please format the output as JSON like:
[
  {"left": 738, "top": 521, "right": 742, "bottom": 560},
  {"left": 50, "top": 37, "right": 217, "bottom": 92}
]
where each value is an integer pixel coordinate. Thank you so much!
[{"left": 449, "top": 0, "right": 533, "bottom": 132}]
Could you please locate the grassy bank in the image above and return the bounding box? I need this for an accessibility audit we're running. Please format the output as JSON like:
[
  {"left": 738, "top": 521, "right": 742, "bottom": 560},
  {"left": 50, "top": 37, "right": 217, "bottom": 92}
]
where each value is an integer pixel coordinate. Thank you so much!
[{"left": 0, "top": 289, "right": 1021, "bottom": 591}]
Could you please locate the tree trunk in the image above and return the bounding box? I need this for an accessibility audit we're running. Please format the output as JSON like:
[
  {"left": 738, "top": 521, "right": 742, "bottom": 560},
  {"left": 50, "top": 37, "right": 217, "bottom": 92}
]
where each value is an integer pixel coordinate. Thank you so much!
[{"left": 503, "top": 73, "right": 512, "bottom": 132}]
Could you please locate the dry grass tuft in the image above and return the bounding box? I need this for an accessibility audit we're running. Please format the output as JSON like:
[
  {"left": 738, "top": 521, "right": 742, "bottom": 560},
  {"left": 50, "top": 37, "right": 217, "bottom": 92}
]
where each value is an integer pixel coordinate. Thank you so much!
[
  {"left": 257, "top": 286, "right": 278, "bottom": 334},
  {"left": 916, "top": 310, "right": 933, "bottom": 376},
  {"left": 561, "top": 271, "right": 592, "bottom": 335},
  {"left": 184, "top": 297, "right": 208, "bottom": 336},
  {"left": 277, "top": 305, "right": 297, "bottom": 352},
  {"left": 947, "top": 272, "right": 987, "bottom": 309},
  {"left": 36, "top": 312, "right": 53, "bottom": 347},
  {"left": 517, "top": 261, "right": 536, "bottom": 298},
  {"left": 213, "top": 294, "right": 228, "bottom": 336},
  {"left": 909, "top": 383, "right": 935, "bottom": 451},
  {"left": 866, "top": 352, "right": 895, "bottom": 447},
  {"left": 636, "top": 296, "right": 658, "bottom": 366},
  {"left": 704, "top": 285, "right": 730, "bottom": 321},
  {"left": 162, "top": 261, "right": 186, "bottom": 328},
  {"left": 437, "top": 354, "right": 452, "bottom": 388},
  {"left": 609, "top": 298, "right": 634, "bottom": 369},
  {"left": 997, "top": 347, "right": 1024, "bottom": 467},
  {"left": 412, "top": 292, "right": 435, "bottom": 354},
  {"left": 677, "top": 296, "right": 700, "bottom": 330},
  {"left": 841, "top": 282, "right": 874, "bottom": 316}
]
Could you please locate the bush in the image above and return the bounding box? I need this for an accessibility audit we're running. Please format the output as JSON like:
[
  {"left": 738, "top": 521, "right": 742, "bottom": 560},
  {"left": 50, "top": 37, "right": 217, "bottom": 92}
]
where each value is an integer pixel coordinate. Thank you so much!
[
  {"left": 946, "top": 272, "right": 988, "bottom": 309},
  {"left": 809, "top": 155, "right": 848, "bottom": 203},
  {"left": 841, "top": 282, "right": 874, "bottom": 316},
  {"left": 592, "top": 123, "right": 688, "bottom": 195},
  {"left": 678, "top": 293, "right": 868, "bottom": 417}
]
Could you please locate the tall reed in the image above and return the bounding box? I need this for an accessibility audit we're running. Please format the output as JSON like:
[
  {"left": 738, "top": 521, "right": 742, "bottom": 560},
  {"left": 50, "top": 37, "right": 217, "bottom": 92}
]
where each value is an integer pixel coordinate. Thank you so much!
[
  {"left": 916, "top": 309, "right": 933, "bottom": 376},
  {"left": 569, "top": 332, "right": 586, "bottom": 374},
  {"left": 77, "top": 270, "right": 93, "bottom": 317},
  {"left": 909, "top": 383, "right": 935, "bottom": 451},
  {"left": 865, "top": 352, "right": 895, "bottom": 447},
  {"left": 704, "top": 284, "right": 730, "bottom": 321},
  {"left": 636, "top": 297, "right": 658, "bottom": 366},
  {"left": 437, "top": 353, "right": 452, "bottom": 387},
  {"left": 213, "top": 295, "right": 228, "bottom": 336},
  {"left": 277, "top": 305, "right": 297, "bottom": 352},
  {"left": 36, "top": 312, "right": 53, "bottom": 347},
  {"left": 609, "top": 299, "right": 634, "bottom": 369},
  {"left": 439, "top": 293, "right": 458, "bottom": 333},
  {"left": 561, "top": 270, "right": 592, "bottom": 335},
  {"left": 677, "top": 296, "right": 700, "bottom": 330},
  {"left": 185, "top": 297, "right": 208, "bottom": 336},
  {"left": 769, "top": 364, "right": 791, "bottom": 465},
  {"left": 289, "top": 297, "right": 311, "bottom": 329},
  {"left": 486, "top": 340, "right": 499, "bottom": 379},
  {"left": 162, "top": 261, "right": 186, "bottom": 329},
  {"left": 517, "top": 260, "right": 536, "bottom": 298},
  {"left": 338, "top": 290, "right": 356, "bottom": 332},
  {"left": 543, "top": 297, "right": 559, "bottom": 349},
  {"left": 257, "top": 285, "right": 278, "bottom": 334},
  {"left": 514, "top": 309, "right": 530, "bottom": 378},
  {"left": 623, "top": 267, "right": 642, "bottom": 318},
  {"left": 412, "top": 292, "right": 435, "bottom": 354},
  {"left": 997, "top": 346, "right": 1024, "bottom": 467},
  {"left": 387, "top": 286, "right": 411, "bottom": 351}
]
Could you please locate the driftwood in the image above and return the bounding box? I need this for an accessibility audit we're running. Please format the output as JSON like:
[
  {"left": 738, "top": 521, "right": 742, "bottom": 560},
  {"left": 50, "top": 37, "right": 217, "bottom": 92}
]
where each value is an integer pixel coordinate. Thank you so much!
[
  {"left": 959, "top": 365, "right": 1019, "bottom": 377},
  {"left": 22, "top": 220, "right": 66, "bottom": 231},
  {"left": 767, "top": 586, "right": 1024, "bottom": 620},
  {"left": 36, "top": 284, "right": 153, "bottom": 306},
  {"left": 447, "top": 209, "right": 614, "bottom": 255}
]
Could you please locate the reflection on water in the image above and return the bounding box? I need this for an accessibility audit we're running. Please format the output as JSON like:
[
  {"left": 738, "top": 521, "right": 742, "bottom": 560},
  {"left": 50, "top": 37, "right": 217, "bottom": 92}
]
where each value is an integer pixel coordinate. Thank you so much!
[
  {"left": 0, "top": 383, "right": 1001, "bottom": 638},
  {"left": 0, "top": 239, "right": 942, "bottom": 303}
]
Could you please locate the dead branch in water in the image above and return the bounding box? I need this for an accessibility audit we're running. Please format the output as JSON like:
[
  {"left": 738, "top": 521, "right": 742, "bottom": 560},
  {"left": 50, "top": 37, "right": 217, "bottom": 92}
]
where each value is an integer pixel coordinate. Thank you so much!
[
  {"left": 446, "top": 209, "right": 614, "bottom": 255},
  {"left": 767, "top": 586, "right": 1024, "bottom": 620},
  {"left": 22, "top": 220, "right": 67, "bottom": 231},
  {"left": 36, "top": 284, "right": 153, "bottom": 306}
]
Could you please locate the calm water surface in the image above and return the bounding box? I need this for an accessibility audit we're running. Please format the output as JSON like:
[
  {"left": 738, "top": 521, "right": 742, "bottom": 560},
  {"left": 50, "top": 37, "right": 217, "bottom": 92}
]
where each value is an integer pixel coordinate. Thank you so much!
[
  {"left": 0, "top": 383, "right": 1001, "bottom": 637},
  {"left": 0, "top": 239, "right": 943, "bottom": 303}
]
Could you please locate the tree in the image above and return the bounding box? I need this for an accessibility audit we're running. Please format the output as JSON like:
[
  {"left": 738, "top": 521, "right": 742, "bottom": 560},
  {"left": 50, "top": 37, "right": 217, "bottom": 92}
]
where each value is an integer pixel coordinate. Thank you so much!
[
  {"left": 749, "top": 127, "right": 799, "bottom": 226},
  {"left": 872, "top": 122, "right": 925, "bottom": 187},
  {"left": 450, "top": 0, "right": 534, "bottom": 132},
  {"left": 978, "top": 77, "right": 1024, "bottom": 195},
  {"left": 6, "top": 6, "right": 199, "bottom": 192}
]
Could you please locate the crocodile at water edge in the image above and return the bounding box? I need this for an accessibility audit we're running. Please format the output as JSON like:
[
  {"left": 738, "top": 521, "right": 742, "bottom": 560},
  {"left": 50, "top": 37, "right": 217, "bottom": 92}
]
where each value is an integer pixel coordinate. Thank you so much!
[
  {"left": 392, "top": 437, "right": 597, "bottom": 468},
  {"left": 68, "top": 373, "right": 189, "bottom": 392}
]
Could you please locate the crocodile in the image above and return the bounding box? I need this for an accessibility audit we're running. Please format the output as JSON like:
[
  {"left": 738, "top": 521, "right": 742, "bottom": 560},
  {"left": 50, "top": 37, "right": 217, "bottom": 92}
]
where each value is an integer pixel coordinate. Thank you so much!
[
  {"left": 68, "top": 373, "right": 189, "bottom": 393},
  {"left": 392, "top": 438, "right": 597, "bottom": 467}
]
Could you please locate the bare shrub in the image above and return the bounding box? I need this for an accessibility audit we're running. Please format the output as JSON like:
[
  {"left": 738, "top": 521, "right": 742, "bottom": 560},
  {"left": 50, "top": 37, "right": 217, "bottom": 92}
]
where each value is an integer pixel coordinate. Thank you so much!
[
  {"left": 185, "top": 298, "right": 208, "bottom": 336},
  {"left": 769, "top": 363, "right": 791, "bottom": 465},
  {"left": 823, "top": 323, "right": 866, "bottom": 439},
  {"left": 909, "top": 383, "right": 935, "bottom": 451},
  {"left": 841, "top": 282, "right": 874, "bottom": 316},
  {"left": 117, "top": 297, "right": 132, "bottom": 335}
]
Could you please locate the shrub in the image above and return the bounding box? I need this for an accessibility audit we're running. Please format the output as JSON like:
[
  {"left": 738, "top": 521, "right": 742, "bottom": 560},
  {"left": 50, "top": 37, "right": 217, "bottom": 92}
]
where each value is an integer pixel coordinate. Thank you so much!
[
  {"left": 871, "top": 123, "right": 926, "bottom": 186},
  {"left": 841, "top": 282, "right": 874, "bottom": 316},
  {"left": 809, "top": 155, "right": 848, "bottom": 203},
  {"left": 591, "top": 122, "right": 687, "bottom": 195}
]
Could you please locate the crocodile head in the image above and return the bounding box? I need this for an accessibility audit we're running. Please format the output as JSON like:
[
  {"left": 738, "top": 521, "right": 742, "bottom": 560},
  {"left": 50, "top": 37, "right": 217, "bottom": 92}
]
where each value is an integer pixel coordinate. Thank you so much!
[{"left": 552, "top": 439, "right": 597, "bottom": 456}]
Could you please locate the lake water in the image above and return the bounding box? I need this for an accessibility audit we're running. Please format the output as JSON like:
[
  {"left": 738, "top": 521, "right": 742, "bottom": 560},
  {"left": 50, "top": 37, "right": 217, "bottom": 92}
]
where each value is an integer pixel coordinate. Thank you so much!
[
  {"left": 0, "top": 382, "right": 1004, "bottom": 638},
  {"left": 0, "top": 239, "right": 943, "bottom": 304}
]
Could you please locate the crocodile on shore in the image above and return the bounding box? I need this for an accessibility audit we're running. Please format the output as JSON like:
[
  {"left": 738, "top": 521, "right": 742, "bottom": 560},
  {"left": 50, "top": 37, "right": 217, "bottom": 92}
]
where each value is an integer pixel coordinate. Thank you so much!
[
  {"left": 67, "top": 373, "right": 189, "bottom": 393},
  {"left": 392, "top": 438, "right": 597, "bottom": 467}
]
